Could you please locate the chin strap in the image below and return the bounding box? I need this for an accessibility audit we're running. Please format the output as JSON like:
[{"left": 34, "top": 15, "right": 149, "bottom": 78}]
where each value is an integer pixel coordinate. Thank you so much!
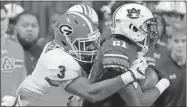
[
  {"left": 138, "top": 45, "right": 148, "bottom": 56},
  {"left": 110, "top": 25, "right": 115, "bottom": 34},
  {"left": 136, "top": 34, "right": 149, "bottom": 57}
]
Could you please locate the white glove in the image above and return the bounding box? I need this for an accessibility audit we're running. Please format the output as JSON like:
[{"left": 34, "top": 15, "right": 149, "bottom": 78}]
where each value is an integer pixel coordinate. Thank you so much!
[
  {"left": 130, "top": 57, "right": 148, "bottom": 78},
  {"left": 121, "top": 57, "right": 148, "bottom": 88},
  {"left": 130, "top": 56, "right": 148, "bottom": 89},
  {"left": 1, "top": 95, "right": 16, "bottom": 106}
]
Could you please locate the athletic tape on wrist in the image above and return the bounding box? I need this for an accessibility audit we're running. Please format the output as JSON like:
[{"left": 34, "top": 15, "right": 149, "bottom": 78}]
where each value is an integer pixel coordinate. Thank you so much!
[
  {"left": 121, "top": 71, "right": 134, "bottom": 85},
  {"left": 155, "top": 78, "right": 170, "bottom": 94}
]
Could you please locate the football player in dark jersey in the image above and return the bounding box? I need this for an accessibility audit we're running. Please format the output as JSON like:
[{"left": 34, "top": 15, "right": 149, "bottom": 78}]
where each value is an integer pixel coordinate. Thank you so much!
[{"left": 82, "top": 3, "right": 171, "bottom": 106}]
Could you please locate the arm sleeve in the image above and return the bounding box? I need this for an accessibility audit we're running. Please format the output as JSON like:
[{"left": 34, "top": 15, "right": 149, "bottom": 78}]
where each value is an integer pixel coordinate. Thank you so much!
[
  {"left": 65, "top": 75, "right": 125, "bottom": 103},
  {"left": 100, "top": 49, "right": 130, "bottom": 80}
]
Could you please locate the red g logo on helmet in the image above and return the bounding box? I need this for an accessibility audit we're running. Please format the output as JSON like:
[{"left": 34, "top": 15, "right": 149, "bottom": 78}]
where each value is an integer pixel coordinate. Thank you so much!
[{"left": 59, "top": 24, "right": 73, "bottom": 36}]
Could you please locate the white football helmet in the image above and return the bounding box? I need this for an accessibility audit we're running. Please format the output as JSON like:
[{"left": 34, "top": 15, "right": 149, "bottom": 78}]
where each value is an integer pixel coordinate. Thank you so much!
[
  {"left": 67, "top": 4, "right": 99, "bottom": 26},
  {"left": 111, "top": 3, "right": 159, "bottom": 50}
]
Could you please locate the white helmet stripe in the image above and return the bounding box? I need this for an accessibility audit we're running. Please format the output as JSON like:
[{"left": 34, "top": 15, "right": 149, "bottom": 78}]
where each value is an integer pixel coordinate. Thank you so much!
[
  {"left": 90, "top": 7, "right": 93, "bottom": 18},
  {"left": 81, "top": 4, "right": 92, "bottom": 20},
  {"left": 87, "top": 6, "right": 92, "bottom": 19},
  {"left": 84, "top": 5, "right": 93, "bottom": 23},
  {"left": 80, "top": 4, "right": 86, "bottom": 14},
  {"left": 85, "top": 5, "right": 90, "bottom": 16},
  {"left": 82, "top": 4, "right": 88, "bottom": 15},
  {"left": 69, "top": 11, "right": 93, "bottom": 32}
]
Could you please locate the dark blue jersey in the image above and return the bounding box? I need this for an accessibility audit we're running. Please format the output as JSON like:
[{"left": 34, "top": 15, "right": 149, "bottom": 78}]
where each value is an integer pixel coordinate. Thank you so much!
[{"left": 83, "top": 34, "right": 139, "bottom": 107}]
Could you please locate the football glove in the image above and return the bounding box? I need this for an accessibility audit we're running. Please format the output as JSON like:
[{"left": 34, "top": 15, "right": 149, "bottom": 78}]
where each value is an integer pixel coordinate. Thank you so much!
[
  {"left": 121, "top": 56, "right": 148, "bottom": 89},
  {"left": 129, "top": 56, "right": 148, "bottom": 89}
]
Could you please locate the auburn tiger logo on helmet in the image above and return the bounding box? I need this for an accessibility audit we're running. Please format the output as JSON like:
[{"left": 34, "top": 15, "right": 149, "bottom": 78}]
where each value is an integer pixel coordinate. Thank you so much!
[{"left": 111, "top": 3, "right": 159, "bottom": 52}]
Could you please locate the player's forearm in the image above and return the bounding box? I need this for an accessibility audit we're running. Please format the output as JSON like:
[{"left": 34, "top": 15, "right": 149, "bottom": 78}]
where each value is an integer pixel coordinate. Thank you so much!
[
  {"left": 139, "top": 79, "right": 170, "bottom": 106},
  {"left": 119, "top": 85, "right": 161, "bottom": 106},
  {"left": 139, "top": 88, "right": 160, "bottom": 106},
  {"left": 85, "top": 76, "right": 125, "bottom": 102},
  {"left": 66, "top": 72, "right": 134, "bottom": 103},
  {"left": 118, "top": 87, "right": 141, "bottom": 106},
  {"left": 86, "top": 71, "right": 136, "bottom": 102}
]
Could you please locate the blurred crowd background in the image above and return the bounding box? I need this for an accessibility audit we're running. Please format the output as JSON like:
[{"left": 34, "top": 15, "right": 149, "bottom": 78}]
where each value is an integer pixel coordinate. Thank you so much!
[
  {"left": 1, "top": 0, "right": 186, "bottom": 76},
  {"left": 1, "top": 1, "right": 186, "bottom": 106}
]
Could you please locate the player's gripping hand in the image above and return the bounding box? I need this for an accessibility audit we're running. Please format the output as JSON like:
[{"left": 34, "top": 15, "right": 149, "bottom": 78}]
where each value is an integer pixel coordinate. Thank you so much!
[
  {"left": 129, "top": 56, "right": 148, "bottom": 80},
  {"left": 1, "top": 95, "right": 16, "bottom": 106},
  {"left": 129, "top": 56, "right": 148, "bottom": 89},
  {"left": 121, "top": 57, "right": 147, "bottom": 87}
]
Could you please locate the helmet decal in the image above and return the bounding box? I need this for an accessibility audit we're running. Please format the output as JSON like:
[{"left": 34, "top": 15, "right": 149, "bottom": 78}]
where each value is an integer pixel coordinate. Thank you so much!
[
  {"left": 127, "top": 8, "right": 141, "bottom": 19},
  {"left": 59, "top": 24, "right": 73, "bottom": 36}
]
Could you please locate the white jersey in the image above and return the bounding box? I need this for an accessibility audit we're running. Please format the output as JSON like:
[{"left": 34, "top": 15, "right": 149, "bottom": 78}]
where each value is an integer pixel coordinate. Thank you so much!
[{"left": 16, "top": 41, "right": 83, "bottom": 106}]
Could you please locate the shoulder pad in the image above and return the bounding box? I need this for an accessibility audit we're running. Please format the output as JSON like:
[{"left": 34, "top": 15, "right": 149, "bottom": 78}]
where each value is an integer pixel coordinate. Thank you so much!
[
  {"left": 42, "top": 41, "right": 63, "bottom": 54},
  {"left": 39, "top": 48, "right": 82, "bottom": 81},
  {"left": 100, "top": 38, "right": 130, "bottom": 70},
  {"left": 101, "top": 37, "right": 139, "bottom": 70},
  {"left": 101, "top": 38, "right": 128, "bottom": 54}
]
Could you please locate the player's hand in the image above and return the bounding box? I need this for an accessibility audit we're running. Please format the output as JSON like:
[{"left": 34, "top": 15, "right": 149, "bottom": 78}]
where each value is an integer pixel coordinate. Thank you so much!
[
  {"left": 128, "top": 57, "right": 148, "bottom": 89},
  {"left": 120, "top": 57, "right": 148, "bottom": 89},
  {"left": 1, "top": 95, "right": 16, "bottom": 106},
  {"left": 129, "top": 56, "right": 148, "bottom": 80},
  {"left": 149, "top": 65, "right": 170, "bottom": 81}
]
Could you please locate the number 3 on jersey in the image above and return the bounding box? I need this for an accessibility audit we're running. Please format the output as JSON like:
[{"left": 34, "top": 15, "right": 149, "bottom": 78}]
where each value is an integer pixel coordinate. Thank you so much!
[
  {"left": 57, "top": 65, "right": 66, "bottom": 78},
  {"left": 113, "top": 41, "right": 127, "bottom": 49}
]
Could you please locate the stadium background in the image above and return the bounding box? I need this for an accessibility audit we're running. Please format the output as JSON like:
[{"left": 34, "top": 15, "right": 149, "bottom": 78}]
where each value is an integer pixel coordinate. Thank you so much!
[
  {"left": 0, "top": 1, "right": 186, "bottom": 106},
  {"left": 1, "top": 1, "right": 185, "bottom": 38}
]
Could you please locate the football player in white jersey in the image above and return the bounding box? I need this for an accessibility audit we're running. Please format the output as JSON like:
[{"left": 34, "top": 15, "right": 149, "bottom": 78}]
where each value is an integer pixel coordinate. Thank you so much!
[
  {"left": 5, "top": 12, "right": 148, "bottom": 106},
  {"left": 67, "top": 4, "right": 99, "bottom": 76}
]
